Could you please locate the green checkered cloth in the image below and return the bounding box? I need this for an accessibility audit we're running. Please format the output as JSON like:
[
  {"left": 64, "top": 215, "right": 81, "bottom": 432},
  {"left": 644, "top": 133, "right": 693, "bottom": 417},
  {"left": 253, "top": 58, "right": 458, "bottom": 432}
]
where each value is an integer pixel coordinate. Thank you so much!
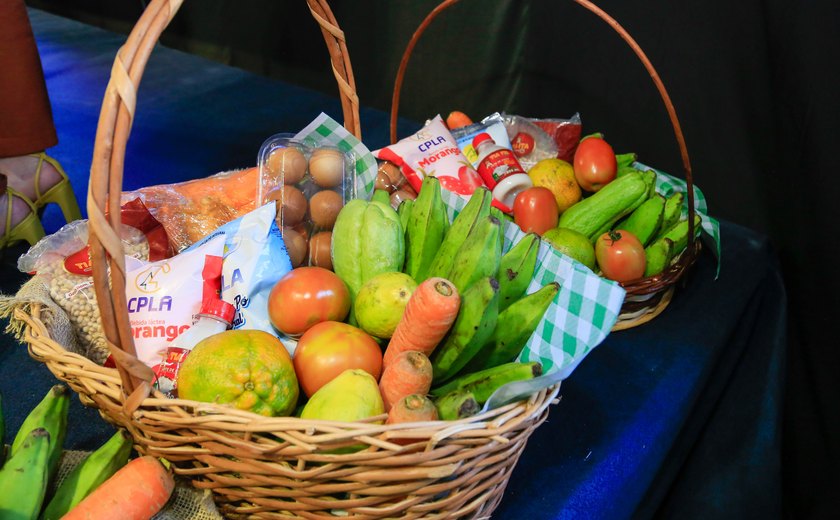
[{"left": 293, "top": 114, "right": 718, "bottom": 381}]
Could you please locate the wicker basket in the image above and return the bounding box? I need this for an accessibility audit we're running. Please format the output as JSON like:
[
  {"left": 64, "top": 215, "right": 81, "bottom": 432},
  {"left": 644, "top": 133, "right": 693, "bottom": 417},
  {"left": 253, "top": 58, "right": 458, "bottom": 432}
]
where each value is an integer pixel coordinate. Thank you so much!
[
  {"left": 389, "top": 0, "right": 701, "bottom": 331},
  {"left": 16, "top": 0, "right": 560, "bottom": 518}
]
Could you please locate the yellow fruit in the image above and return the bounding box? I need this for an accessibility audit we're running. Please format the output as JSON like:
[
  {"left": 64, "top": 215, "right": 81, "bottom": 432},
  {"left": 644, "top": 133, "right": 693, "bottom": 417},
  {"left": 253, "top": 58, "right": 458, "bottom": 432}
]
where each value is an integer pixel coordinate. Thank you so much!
[
  {"left": 542, "top": 227, "right": 597, "bottom": 271},
  {"left": 177, "top": 329, "right": 299, "bottom": 417},
  {"left": 528, "top": 158, "right": 582, "bottom": 213},
  {"left": 354, "top": 272, "right": 418, "bottom": 338}
]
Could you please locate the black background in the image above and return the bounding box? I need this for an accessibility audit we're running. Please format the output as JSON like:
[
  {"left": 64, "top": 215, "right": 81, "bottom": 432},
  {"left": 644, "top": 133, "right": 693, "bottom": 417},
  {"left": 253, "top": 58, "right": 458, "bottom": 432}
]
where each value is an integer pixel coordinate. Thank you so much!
[{"left": 24, "top": 0, "right": 840, "bottom": 517}]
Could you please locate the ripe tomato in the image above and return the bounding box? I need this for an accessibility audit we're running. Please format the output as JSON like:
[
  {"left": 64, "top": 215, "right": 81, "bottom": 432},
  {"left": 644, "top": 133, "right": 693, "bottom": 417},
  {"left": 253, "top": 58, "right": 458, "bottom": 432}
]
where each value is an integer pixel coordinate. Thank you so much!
[
  {"left": 267, "top": 266, "right": 350, "bottom": 337},
  {"left": 595, "top": 229, "right": 647, "bottom": 282},
  {"left": 573, "top": 135, "right": 617, "bottom": 192},
  {"left": 293, "top": 321, "right": 383, "bottom": 397},
  {"left": 513, "top": 186, "right": 559, "bottom": 235}
]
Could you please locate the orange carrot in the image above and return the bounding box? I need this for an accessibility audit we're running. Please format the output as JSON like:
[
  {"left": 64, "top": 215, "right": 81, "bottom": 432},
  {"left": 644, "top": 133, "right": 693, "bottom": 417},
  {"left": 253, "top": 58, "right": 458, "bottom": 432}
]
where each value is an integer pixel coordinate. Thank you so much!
[
  {"left": 379, "top": 351, "right": 433, "bottom": 412},
  {"left": 446, "top": 110, "right": 474, "bottom": 130},
  {"left": 383, "top": 277, "right": 460, "bottom": 368},
  {"left": 387, "top": 393, "right": 439, "bottom": 424},
  {"left": 63, "top": 456, "right": 175, "bottom": 520}
]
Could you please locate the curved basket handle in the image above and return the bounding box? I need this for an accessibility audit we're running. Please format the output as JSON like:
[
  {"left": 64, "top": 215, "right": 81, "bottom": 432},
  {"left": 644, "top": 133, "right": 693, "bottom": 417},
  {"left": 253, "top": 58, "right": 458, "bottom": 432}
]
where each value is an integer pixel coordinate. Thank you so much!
[
  {"left": 87, "top": 0, "right": 360, "bottom": 407},
  {"left": 388, "top": 0, "right": 698, "bottom": 293}
]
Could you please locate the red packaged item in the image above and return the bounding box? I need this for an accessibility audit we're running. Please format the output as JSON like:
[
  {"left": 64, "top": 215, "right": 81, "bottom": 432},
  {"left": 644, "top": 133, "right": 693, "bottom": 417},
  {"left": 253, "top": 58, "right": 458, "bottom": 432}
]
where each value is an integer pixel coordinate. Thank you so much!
[{"left": 529, "top": 112, "right": 583, "bottom": 163}]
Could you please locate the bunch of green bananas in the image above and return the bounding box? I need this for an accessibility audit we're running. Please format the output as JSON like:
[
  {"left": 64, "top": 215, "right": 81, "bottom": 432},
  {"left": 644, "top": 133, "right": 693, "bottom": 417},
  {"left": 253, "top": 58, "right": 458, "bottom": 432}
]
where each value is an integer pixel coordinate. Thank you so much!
[
  {"left": 391, "top": 182, "right": 557, "bottom": 416},
  {"left": 0, "top": 385, "right": 132, "bottom": 519},
  {"left": 558, "top": 160, "right": 701, "bottom": 278}
]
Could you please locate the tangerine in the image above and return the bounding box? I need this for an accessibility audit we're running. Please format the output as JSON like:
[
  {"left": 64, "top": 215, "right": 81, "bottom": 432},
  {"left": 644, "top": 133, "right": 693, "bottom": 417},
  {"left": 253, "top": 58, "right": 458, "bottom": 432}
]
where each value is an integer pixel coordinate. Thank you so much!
[
  {"left": 528, "top": 158, "right": 582, "bottom": 213},
  {"left": 177, "top": 329, "right": 299, "bottom": 417}
]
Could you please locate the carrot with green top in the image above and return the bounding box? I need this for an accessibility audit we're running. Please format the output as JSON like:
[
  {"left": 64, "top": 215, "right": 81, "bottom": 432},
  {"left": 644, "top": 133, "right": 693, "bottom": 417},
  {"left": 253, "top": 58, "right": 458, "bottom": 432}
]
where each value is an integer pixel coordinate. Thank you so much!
[
  {"left": 383, "top": 277, "right": 460, "bottom": 368},
  {"left": 379, "top": 351, "right": 433, "bottom": 412}
]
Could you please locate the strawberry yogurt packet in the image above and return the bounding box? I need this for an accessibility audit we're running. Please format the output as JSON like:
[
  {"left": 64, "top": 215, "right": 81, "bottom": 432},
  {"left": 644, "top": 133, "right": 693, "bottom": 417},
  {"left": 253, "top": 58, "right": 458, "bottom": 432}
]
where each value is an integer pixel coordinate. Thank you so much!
[{"left": 373, "top": 115, "right": 486, "bottom": 198}]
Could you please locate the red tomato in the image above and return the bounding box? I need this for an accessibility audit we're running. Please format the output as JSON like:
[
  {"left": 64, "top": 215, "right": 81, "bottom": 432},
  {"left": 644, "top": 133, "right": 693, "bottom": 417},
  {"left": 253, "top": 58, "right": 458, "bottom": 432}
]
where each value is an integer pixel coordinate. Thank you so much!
[
  {"left": 595, "top": 229, "right": 647, "bottom": 282},
  {"left": 293, "top": 321, "right": 383, "bottom": 397},
  {"left": 267, "top": 266, "right": 350, "bottom": 337},
  {"left": 513, "top": 187, "right": 559, "bottom": 235},
  {"left": 573, "top": 136, "right": 617, "bottom": 192}
]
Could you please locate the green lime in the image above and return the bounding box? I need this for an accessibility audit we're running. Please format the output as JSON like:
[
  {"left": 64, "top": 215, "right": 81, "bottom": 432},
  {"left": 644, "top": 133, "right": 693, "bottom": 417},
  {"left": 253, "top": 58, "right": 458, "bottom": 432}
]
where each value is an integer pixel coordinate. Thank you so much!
[{"left": 543, "top": 227, "right": 597, "bottom": 271}]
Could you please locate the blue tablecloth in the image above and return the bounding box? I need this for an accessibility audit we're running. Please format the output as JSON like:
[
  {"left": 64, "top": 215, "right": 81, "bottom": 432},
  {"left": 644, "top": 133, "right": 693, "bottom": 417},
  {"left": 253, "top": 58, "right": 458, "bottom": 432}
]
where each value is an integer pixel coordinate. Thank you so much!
[{"left": 0, "top": 9, "right": 785, "bottom": 519}]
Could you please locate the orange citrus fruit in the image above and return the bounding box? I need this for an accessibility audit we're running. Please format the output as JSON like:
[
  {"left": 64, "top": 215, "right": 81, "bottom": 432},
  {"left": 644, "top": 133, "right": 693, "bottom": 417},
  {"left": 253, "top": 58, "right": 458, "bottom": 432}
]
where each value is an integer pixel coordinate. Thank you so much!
[
  {"left": 177, "top": 329, "right": 299, "bottom": 416},
  {"left": 528, "top": 158, "right": 582, "bottom": 213}
]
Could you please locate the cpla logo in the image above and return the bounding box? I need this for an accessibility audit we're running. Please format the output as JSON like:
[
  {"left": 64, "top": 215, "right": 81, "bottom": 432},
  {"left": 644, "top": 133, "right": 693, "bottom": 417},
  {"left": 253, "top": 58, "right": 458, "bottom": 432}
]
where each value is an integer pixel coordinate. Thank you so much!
[{"left": 134, "top": 263, "right": 171, "bottom": 293}]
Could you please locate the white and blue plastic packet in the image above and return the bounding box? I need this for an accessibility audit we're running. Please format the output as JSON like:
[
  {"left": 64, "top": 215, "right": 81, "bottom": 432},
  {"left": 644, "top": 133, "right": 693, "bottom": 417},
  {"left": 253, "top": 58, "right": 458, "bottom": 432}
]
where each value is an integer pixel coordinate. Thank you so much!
[{"left": 185, "top": 202, "right": 292, "bottom": 345}]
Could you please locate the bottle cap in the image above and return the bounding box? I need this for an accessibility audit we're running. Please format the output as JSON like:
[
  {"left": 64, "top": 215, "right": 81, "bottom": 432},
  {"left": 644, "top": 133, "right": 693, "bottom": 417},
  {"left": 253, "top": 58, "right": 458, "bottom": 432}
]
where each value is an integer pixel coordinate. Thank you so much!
[
  {"left": 471, "top": 132, "right": 494, "bottom": 149},
  {"left": 199, "top": 298, "right": 236, "bottom": 325}
]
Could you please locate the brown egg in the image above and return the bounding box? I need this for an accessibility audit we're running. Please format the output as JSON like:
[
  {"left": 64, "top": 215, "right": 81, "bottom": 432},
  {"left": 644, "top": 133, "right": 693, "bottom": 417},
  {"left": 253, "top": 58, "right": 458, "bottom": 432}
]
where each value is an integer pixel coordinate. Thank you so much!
[
  {"left": 309, "top": 231, "right": 333, "bottom": 270},
  {"left": 282, "top": 227, "right": 308, "bottom": 267},
  {"left": 272, "top": 185, "right": 307, "bottom": 227},
  {"left": 390, "top": 189, "right": 417, "bottom": 210},
  {"left": 309, "top": 189, "right": 343, "bottom": 230},
  {"left": 266, "top": 146, "right": 308, "bottom": 185},
  {"left": 309, "top": 148, "right": 345, "bottom": 188},
  {"left": 379, "top": 161, "right": 408, "bottom": 189}
]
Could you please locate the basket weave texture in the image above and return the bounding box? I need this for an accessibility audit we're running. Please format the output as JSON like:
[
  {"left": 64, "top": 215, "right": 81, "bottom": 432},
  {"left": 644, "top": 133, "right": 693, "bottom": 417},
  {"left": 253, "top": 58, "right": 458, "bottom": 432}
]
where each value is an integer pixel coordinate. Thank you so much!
[
  {"left": 389, "top": 0, "right": 701, "bottom": 330},
  {"left": 18, "top": 0, "right": 561, "bottom": 517}
]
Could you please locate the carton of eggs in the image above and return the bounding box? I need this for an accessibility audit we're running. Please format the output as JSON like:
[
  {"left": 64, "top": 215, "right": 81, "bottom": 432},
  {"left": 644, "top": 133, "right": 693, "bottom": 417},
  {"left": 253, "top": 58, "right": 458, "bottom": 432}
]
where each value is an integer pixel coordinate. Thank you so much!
[{"left": 258, "top": 135, "right": 355, "bottom": 270}]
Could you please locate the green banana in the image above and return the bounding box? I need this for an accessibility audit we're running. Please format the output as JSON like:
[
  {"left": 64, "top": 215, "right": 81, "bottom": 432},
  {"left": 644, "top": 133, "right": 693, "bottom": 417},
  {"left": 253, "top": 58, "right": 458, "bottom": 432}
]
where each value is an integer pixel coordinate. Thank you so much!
[
  {"left": 434, "top": 390, "right": 480, "bottom": 421},
  {"left": 431, "top": 276, "right": 500, "bottom": 384},
  {"left": 404, "top": 176, "right": 448, "bottom": 282},
  {"left": 659, "top": 214, "right": 702, "bottom": 258},
  {"left": 657, "top": 192, "right": 685, "bottom": 239},
  {"left": 431, "top": 361, "right": 543, "bottom": 404},
  {"left": 619, "top": 193, "right": 666, "bottom": 246},
  {"left": 497, "top": 232, "right": 540, "bottom": 311},
  {"left": 40, "top": 429, "right": 134, "bottom": 520},
  {"left": 464, "top": 282, "right": 559, "bottom": 372},
  {"left": 615, "top": 152, "right": 637, "bottom": 169},
  {"left": 644, "top": 237, "right": 674, "bottom": 277},
  {"left": 398, "top": 199, "right": 414, "bottom": 233},
  {"left": 427, "top": 186, "right": 491, "bottom": 279},
  {"left": 558, "top": 170, "right": 655, "bottom": 242},
  {"left": 332, "top": 199, "right": 405, "bottom": 302},
  {"left": 447, "top": 215, "right": 502, "bottom": 294},
  {"left": 0, "top": 427, "right": 51, "bottom": 519},
  {"left": 11, "top": 384, "right": 69, "bottom": 483}
]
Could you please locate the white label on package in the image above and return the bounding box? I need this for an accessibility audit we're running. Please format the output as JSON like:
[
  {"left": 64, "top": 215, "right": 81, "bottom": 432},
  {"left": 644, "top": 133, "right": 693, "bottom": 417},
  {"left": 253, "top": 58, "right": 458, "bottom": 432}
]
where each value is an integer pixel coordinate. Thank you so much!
[
  {"left": 125, "top": 234, "right": 225, "bottom": 372},
  {"left": 187, "top": 203, "right": 292, "bottom": 348}
]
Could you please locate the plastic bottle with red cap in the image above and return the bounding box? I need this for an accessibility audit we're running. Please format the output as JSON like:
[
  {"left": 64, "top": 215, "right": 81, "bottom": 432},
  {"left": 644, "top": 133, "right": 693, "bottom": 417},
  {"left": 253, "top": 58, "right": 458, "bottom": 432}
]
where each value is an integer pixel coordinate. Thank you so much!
[
  {"left": 472, "top": 132, "right": 533, "bottom": 209},
  {"left": 155, "top": 298, "right": 236, "bottom": 397}
]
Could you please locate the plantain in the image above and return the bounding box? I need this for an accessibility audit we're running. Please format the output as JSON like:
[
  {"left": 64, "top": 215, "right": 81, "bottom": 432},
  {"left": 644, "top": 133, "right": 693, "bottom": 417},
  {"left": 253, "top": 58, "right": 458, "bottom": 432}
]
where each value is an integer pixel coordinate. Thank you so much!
[
  {"left": 0, "top": 427, "right": 51, "bottom": 519},
  {"left": 464, "top": 282, "right": 559, "bottom": 372},
  {"left": 644, "top": 237, "right": 675, "bottom": 277},
  {"left": 558, "top": 170, "right": 655, "bottom": 242},
  {"left": 40, "top": 429, "right": 134, "bottom": 520},
  {"left": 497, "top": 232, "right": 540, "bottom": 311},
  {"left": 657, "top": 191, "right": 685, "bottom": 239},
  {"left": 619, "top": 193, "right": 666, "bottom": 246},
  {"left": 431, "top": 361, "right": 543, "bottom": 405},
  {"left": 447, "top": 215, "right": 502, "bottom": 294},
  {"left": 398, "top": 199, "right": 414, "bottom": 234},
  {"left": 404, "top": 176, "right": 448, "bottom": 282},
  {"left": 431, "top": 276, "right": 500, "bottom": 384},
  {"left": 427, "top": 186, "right": 491, "bottom": 279},
  {"left": 11, "top": 384, "right": 69, "bottom": 483},
  {"left": 434, "top": 390, "right": 480, "bottom": 421},
  {"left": 659, "top": 214, "right": 702, "bottom": 258}
]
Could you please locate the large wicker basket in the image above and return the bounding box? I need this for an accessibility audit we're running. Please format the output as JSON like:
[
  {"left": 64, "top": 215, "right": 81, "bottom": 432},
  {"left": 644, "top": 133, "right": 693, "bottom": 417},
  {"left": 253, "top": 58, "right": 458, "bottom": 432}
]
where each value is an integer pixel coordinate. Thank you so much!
[
  {"left": 16, "top": 0, "right": 560, "bottom": 518},
  {"left": 389, "top": 0, "right": 701, "bottom": 332}
]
